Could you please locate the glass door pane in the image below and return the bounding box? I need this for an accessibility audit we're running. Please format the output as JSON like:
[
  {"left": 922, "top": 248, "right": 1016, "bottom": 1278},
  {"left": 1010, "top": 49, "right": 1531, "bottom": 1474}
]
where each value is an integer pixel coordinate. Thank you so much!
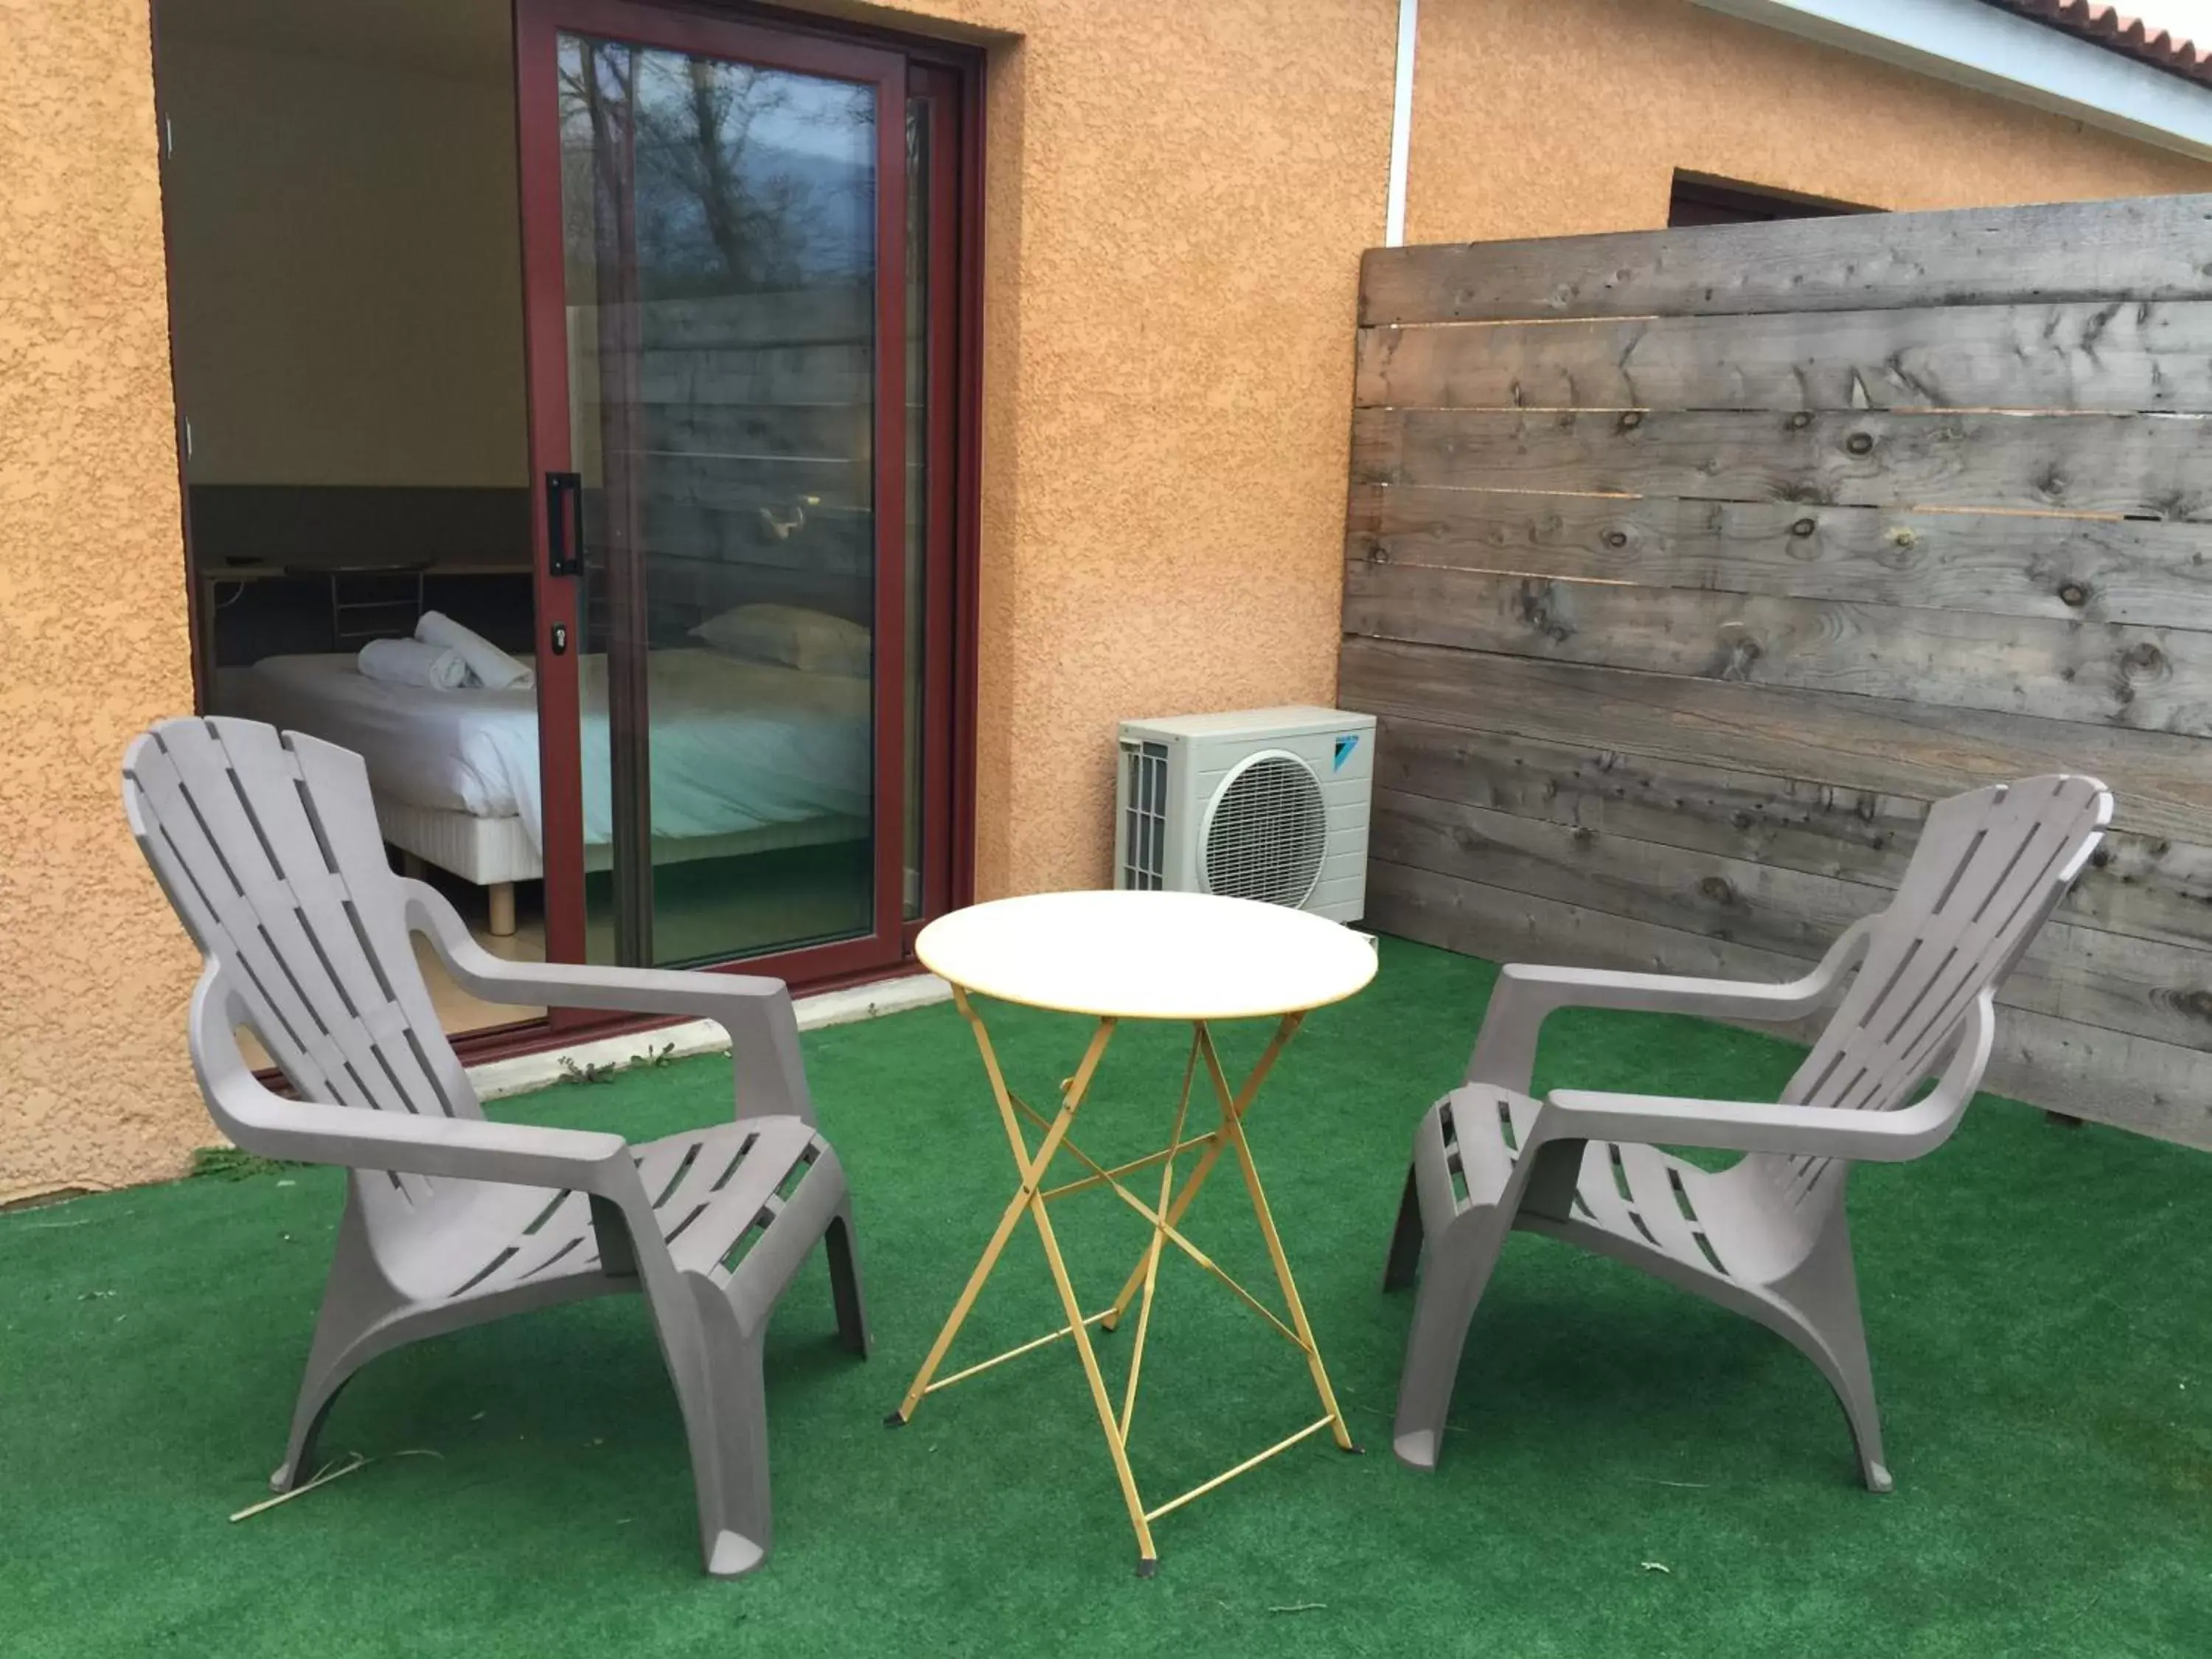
[{"left": 554, "top": 33, "right": 883, "bottom": 967}]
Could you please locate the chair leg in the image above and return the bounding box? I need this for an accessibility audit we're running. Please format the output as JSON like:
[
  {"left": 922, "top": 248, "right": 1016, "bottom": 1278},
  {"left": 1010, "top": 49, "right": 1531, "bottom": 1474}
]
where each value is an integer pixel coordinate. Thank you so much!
[
  {"left": 661, "top": 1290, "right": 776, "bottom": 1578},
  {"left": 1771, "top": 1213, "right": 1891, "bottom": 1493},
  {"left": 273, "top": 1349, "right": 361, "bottom": 1494},
  {"left": 1392, "top": 1208, "right": 1510, "bottom": 1470},
  {"left": 271, "top": 1194, "right": 406, "bottom": 1492},
  {"left": 1382, "top": 1164, "right": 1424, "bottom": 1293},
  {"left": 824, "top": 1198, "right": 871, "bottom": 1357},
  {"left": 1820, "top": 1318, "right": 1891, "bottom": 1495}
]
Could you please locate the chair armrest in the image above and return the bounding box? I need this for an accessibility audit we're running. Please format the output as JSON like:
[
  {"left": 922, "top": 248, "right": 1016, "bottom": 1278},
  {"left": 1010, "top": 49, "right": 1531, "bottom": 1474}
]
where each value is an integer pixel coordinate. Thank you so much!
[
  {"left": 399, "top": 879, "right": 812, "bottom": 1121},
  {"left": 1538, "top": 1091, "right": 1939, "bottom": 1164},
  {"left": 1465, "top": 918, "right": 1874, "bottom": 1094},
  {"left": 401, "top": 877, "right": 784, "bottom": 1015},
  {"left": 190, "top": 964, "right": 634, "bottom": 1191},
  {"left": 1530, "top": 988, "right": 1995, "bottom": 1165}
]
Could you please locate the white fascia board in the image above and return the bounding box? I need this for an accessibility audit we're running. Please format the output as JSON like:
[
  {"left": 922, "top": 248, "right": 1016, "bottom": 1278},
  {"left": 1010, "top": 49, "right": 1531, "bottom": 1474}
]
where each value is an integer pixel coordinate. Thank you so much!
[{"left": 1691, "top": 0, "right": 2212, "bottom": 161}]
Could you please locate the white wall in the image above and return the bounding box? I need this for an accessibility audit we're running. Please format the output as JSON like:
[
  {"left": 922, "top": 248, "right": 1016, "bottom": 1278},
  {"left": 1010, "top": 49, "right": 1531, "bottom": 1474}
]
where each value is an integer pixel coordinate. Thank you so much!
[{"left": 161, "top": 34, "right": 528, "bottom": 486}]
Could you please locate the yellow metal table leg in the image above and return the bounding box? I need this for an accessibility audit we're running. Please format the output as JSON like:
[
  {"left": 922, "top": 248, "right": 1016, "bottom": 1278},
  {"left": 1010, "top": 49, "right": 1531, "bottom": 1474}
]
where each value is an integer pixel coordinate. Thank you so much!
[
  {"left": 1197, "top": 1022, "right": 1357, "bottom": 1453},
  {"left": 894, "top": 995, "right": 1352, "bottom": 1571},
  {"left": 1119, "top": 1029, "right": 1200, "bottom": 1442},
  {"left": 1024, "top": 1176, "right": 1159, "bottom": 1569},
  {"left": 890, "top": 997, "right": 1115, "bottom": 1424},
  {"left": 1102, "top": 1013, "right": 1299, "bottom": 1327},
  {"left": 1099, "top": 1129, "right": 1228, "bottom": 1332}
]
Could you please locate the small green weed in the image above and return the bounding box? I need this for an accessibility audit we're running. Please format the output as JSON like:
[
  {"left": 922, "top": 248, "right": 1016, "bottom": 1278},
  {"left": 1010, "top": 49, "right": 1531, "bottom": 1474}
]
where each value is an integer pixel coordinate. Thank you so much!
[
  {"left": 563, "top": 1042, "right": 677, "bottom": 1085},
  {"left": 190, "top": 1147, "right": 300, "bottom": 1181}
]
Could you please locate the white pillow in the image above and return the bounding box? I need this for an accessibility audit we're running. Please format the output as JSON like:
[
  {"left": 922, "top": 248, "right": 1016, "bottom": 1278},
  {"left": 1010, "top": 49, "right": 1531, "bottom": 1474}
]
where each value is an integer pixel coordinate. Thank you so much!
[{"left": 690, "top": 604, "right": 871, "bottom": 678}]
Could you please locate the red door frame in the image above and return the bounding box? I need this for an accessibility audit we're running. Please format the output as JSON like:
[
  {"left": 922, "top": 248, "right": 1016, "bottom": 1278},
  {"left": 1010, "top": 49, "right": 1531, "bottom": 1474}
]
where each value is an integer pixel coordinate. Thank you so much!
[
  {"left": 906, "top": 60, "right": 964, "bottom": 935},
  {"left": 498, "top": 0, "right": 978, "bottom": 1057}
]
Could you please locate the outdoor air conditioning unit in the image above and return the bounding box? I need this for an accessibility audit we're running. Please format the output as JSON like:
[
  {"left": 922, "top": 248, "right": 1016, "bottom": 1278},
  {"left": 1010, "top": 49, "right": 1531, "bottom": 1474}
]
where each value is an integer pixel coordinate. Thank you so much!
[{"left": 1113, "top": 706, "right": 1376, "bottom": 922}]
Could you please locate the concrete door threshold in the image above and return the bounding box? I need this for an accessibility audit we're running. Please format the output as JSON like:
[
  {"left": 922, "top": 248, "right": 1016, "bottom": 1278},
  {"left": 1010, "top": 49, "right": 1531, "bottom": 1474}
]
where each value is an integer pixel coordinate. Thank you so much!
[{"left": 467, "top": 971, "right": 953, "bottom": 1102}]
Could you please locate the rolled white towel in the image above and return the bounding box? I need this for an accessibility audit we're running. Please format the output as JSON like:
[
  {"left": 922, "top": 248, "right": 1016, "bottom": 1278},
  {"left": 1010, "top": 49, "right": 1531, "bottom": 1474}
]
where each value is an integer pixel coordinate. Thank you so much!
[
  {"left": 358, "top": 637, "right": 469, "bottom": 689},
  {"left": 417, "top": 610, "right": 535, "bottom": 691}
]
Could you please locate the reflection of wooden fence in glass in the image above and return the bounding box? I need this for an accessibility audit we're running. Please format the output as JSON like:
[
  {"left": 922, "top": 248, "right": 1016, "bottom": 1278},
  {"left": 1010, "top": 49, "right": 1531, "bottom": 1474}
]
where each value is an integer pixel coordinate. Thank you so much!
[
  {"left": 1340, "top": 193, "right": 2212, "bottom": 1147},
  {"left": 568, "top": 285, "right": 878, "bottom": 639}
]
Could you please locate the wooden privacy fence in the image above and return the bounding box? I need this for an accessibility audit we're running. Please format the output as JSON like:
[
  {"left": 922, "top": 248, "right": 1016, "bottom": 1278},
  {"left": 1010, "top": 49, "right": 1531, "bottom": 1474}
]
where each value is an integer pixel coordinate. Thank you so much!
[
  {"left": 1339, "top": 192, "right": 2212, "bottom": 1149},
  {"left": 568, "top": 285, "right": 880, "bottom": 636}
]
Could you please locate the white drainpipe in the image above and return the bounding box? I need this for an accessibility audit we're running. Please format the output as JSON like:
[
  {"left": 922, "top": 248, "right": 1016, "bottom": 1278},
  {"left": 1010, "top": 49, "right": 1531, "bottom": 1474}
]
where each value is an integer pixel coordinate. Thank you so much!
[{"left": 1385, "top": 0, "right": 1419, "bottom": 246}]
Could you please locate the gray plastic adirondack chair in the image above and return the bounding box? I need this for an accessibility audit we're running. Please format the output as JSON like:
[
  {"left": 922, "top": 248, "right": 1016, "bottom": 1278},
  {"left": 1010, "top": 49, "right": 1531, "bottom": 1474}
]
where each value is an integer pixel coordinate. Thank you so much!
[
  {"left": 1381, "top": 774, "right": 2110, "bottom": 1488},
  {"left": 122, "top": 716, "right": 869, "bottom": 1577}
]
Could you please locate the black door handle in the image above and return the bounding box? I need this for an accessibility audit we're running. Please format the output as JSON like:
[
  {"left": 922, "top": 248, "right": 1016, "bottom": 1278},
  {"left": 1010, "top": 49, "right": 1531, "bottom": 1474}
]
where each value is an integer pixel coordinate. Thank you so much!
[{"left": 546, "top": 471, "right": 582, "bottom": 577}]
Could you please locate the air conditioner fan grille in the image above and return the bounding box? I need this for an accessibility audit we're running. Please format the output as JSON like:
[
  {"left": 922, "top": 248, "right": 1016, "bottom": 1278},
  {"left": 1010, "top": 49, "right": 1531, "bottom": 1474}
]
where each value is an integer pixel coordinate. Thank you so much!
[{"left": 1201, "top": 752, "right": 1326, "bottom": 908}]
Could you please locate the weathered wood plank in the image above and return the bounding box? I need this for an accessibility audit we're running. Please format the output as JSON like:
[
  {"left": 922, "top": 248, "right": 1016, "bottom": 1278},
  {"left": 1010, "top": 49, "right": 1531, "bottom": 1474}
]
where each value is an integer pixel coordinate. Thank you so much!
[
  {"left": 1357, "top": 194, "right": 2212, "bottom": 325},
  {"left": 1367, "top": 858, "right": 2212, "bottom": 1147},
  {"left": 636, "top": 401, "right": 869, "bottom": 459},
  {"left": 622, "top": 452, "right": 869, "bottom": 516},
  {"left": 1371, "top": 787, "right": 2212, "bottom": 1053},
  {"left": 635, "top": 346, "right": 871, "bottom": 408},
  {"left": 1343, "top": 560, "right": 2212, "bottom": 734},
  {"left": 1370, "top": 853, "right": 1819, "bottom": 999},
  {"left": 1374, "top": 787, "right": 1866, "bottom": 957},
  {"left": 1377, "top": 713, "right": 1920, "bottom": 879},
  {"left": 1338, "top": 636, "right": 2212, "bottom": 844},
  {"left": 1344, "top": 486, "right": 2212, "bottom": 631},
  {"left": 1352, "top": 302, "right": 2212, "bottom": 414},
  {"left": 633, "top": 499, "right": 872, "bottom": 574},
  {"left": 1371, "top": 713, "right": 2212, "bottom": 954},
  {"left": 627, "top": 287, "right": 873, "bottom": 349},
  {"left": 1349, "top": 407, "right": 2212, "bottom": 520},
  {"left": 1990, "top": 1006, "right": 2212, "bottom": 1148}
]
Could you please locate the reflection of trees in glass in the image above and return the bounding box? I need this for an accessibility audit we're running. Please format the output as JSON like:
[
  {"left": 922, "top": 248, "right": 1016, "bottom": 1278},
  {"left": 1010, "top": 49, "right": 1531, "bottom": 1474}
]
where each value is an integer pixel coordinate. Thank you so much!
[{"left": 557, "top": 37, "right": 873, "bottom": 300}]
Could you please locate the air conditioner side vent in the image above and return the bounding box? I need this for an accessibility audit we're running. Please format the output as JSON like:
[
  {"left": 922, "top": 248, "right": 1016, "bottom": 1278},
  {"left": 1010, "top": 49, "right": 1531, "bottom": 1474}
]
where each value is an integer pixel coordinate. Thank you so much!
[{"left": 1120, "top": 739, "right": 1169, "bottom": 891}]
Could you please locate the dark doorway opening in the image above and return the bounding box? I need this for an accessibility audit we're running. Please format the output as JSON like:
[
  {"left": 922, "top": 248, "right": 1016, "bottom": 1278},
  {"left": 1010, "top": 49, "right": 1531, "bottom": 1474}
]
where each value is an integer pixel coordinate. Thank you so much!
[{"left": 1668, "top": 170, "right": 1877, "bottom": 227}]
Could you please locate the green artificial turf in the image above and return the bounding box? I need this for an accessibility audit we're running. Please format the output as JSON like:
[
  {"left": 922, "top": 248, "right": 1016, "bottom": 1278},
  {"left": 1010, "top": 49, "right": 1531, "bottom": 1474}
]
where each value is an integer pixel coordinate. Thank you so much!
[{"left": 2, "top": 936, "right": 2207, "bottom": 1657}]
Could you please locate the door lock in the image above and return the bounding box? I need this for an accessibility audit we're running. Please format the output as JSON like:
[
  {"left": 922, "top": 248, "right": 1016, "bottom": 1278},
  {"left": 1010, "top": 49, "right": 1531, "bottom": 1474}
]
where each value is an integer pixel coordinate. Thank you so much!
[{"left": 550, "top": 622, "right": 569, "bottom": 656}]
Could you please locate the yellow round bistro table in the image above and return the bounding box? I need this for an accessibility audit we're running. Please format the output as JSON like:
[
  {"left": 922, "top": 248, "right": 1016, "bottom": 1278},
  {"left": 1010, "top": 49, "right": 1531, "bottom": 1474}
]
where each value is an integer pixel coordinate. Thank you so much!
[{"left": 889, "top": 888, "right": 1380, "bottom": 1574}]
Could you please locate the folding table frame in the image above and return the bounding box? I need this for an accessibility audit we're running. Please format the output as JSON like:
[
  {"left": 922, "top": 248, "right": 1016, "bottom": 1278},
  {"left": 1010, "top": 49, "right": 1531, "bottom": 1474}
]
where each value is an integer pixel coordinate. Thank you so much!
[{"left": 888, "top": 989, "right": 1357, "bottom": 1573}]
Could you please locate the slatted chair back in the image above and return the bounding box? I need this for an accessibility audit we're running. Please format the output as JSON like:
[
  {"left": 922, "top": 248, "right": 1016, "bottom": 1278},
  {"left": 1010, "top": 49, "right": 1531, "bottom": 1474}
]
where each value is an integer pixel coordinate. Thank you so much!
[
  {"left": 1771, "top": 773, "right": 2110, "bottom": 1200},
  {"left": 124, "top": 717, "right": 481, "bottom": 1207}
]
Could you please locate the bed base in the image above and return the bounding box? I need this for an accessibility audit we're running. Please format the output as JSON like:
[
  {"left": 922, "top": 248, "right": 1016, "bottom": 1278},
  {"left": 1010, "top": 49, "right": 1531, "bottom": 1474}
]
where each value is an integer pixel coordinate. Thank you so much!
[{"left": 372, "top": 793, "right": 868, "bottom": 938}]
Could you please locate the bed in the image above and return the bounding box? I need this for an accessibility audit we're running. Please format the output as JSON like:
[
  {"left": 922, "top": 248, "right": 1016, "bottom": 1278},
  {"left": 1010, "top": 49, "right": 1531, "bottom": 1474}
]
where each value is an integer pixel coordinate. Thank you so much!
[{"left": 219, "top": 648, "right": 872, "bottom": 935}]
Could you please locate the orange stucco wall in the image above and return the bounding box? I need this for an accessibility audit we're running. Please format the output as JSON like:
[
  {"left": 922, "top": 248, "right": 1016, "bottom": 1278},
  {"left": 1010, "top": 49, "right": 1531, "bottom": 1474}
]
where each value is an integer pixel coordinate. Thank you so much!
[
  {"left": 0, "top": 0, "right": 205, "bottom": 1203},
  {"left": 4, "top": 0, "right": 2209, "bottom": 1200},
  {"left": 857, "top": 0, "right": 1402, "bottom": 900},
  {"left": 1406, "top": 0, "right": 2212, "bottom": 243}
]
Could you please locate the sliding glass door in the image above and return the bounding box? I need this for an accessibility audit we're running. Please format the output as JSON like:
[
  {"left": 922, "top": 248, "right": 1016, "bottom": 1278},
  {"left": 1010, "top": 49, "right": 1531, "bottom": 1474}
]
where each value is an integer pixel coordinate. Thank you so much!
[{"left": 516, "top": 0, "right": 964, "bottom": 994}]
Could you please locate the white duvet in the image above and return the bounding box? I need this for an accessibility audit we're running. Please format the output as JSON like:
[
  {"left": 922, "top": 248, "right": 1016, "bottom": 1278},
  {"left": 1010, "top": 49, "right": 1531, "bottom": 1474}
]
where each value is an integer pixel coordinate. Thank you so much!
[{"left": 225, "top": 650, "right": 871, "bottom": 852}]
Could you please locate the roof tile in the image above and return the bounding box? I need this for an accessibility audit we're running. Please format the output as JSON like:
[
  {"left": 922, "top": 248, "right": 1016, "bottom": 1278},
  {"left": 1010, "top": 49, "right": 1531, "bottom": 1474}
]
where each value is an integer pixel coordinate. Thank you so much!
[{"left": 1983, "top": 0, "right": 2212, "bottom": 87}]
